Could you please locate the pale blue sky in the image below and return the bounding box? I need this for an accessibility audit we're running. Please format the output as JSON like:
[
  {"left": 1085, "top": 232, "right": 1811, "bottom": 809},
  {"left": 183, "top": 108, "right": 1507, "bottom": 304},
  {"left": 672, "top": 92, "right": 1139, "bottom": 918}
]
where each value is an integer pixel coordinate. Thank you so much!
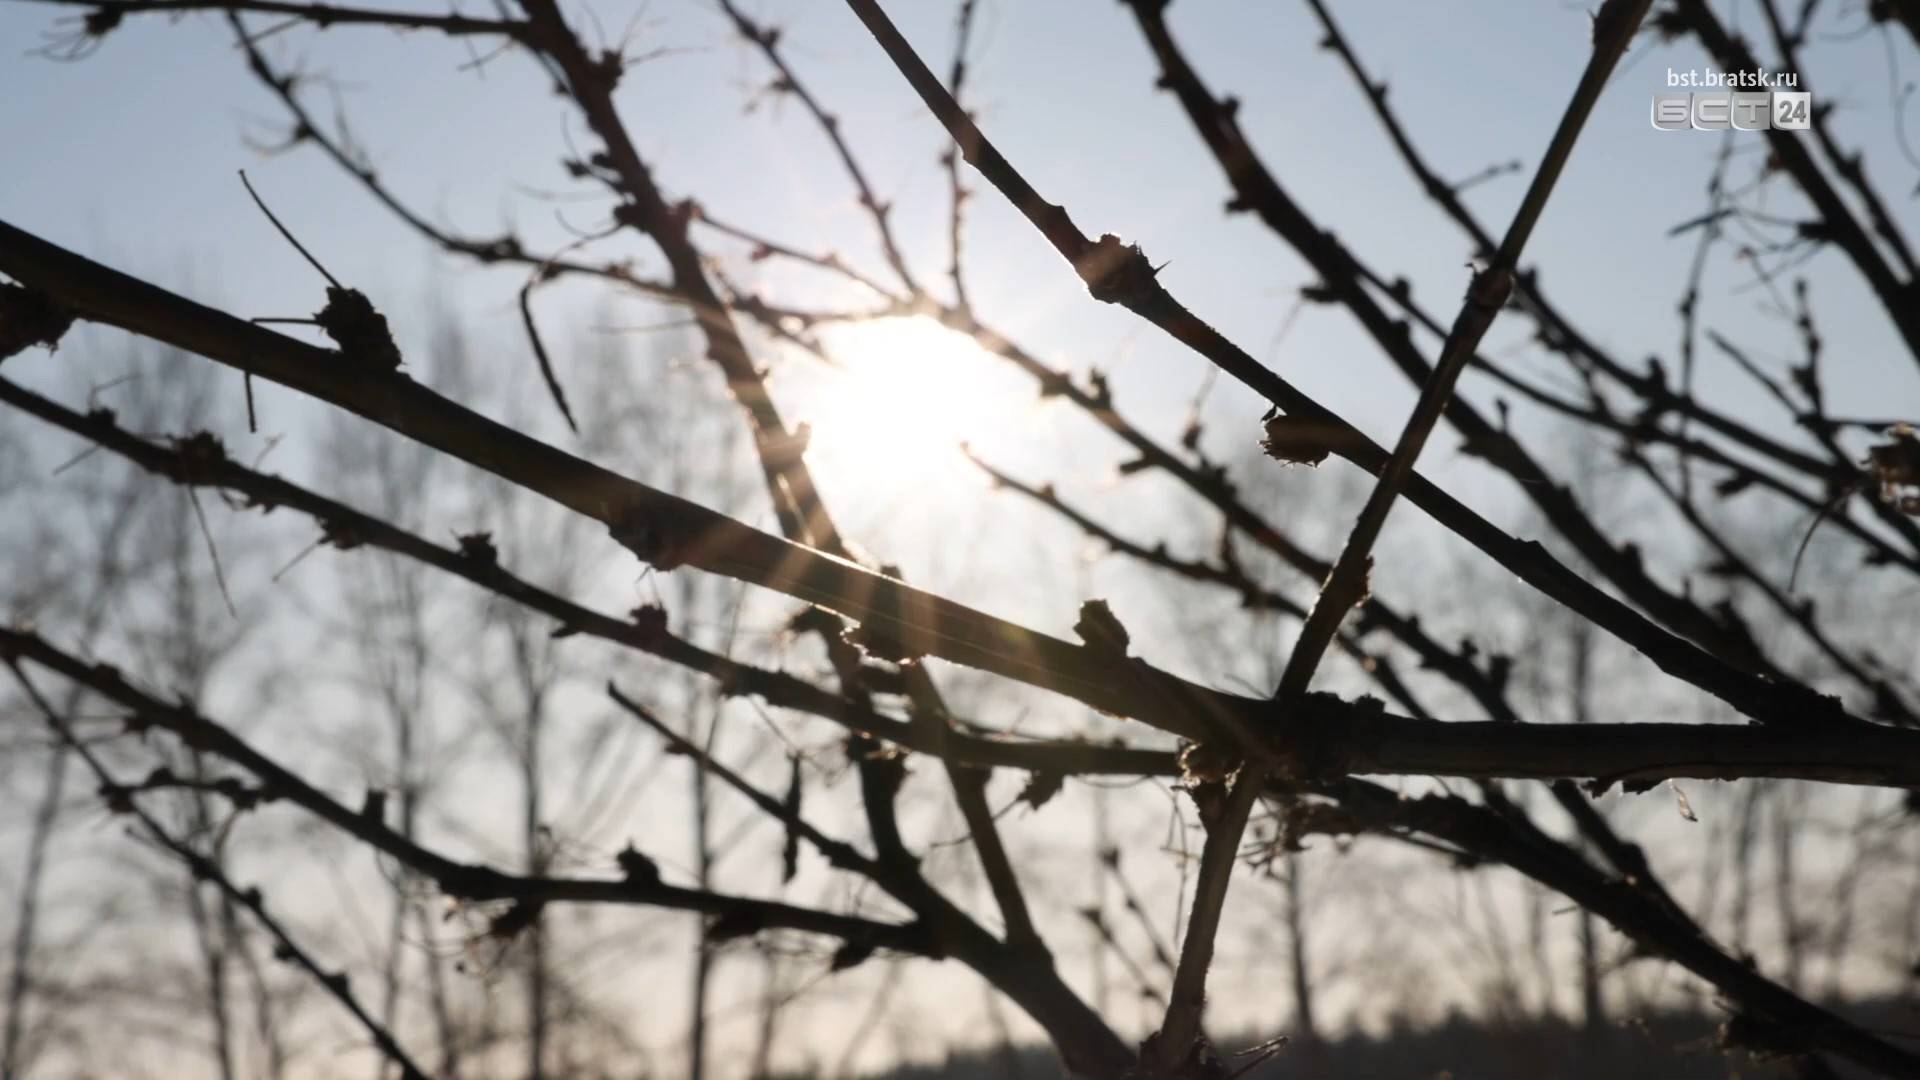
[
  {"left": 7, "top": 0, "right": 1914, "bottom": 454},
  {"left": 7, "top": 0, "right": 1919, "bottom": 673}
]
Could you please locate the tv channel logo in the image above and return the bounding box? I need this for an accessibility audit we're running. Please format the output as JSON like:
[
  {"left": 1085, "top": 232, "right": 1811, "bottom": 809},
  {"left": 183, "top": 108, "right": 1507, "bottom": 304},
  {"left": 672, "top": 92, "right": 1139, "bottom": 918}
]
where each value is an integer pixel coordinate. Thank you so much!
[{"left": 1652, "top": 91, "right": 1810, "bottom": 131}]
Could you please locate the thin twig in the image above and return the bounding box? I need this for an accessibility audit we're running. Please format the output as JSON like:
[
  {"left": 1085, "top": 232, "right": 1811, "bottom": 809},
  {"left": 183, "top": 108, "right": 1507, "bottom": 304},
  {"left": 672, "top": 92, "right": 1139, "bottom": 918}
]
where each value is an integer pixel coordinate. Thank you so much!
[
  {"left": 5, "top": 659, "right": 434, "bottom": 1080},
  {"left": 239, "top": 169, "right": 341, "bottom": 289}
]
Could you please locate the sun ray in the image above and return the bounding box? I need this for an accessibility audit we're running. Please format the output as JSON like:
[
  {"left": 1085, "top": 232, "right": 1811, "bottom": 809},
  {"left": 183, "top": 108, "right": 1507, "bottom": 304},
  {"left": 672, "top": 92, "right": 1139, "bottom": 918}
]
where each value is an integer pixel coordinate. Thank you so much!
[{"left": 801, "top": 316, "right": 1026, "bottom": 501}]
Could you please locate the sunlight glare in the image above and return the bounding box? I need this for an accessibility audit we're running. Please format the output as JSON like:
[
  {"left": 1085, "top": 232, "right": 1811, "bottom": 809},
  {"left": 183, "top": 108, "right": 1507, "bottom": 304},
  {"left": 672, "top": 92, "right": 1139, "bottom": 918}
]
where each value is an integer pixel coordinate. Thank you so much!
[{"left": 805, "top": 317, "right": 1014, "bottom": 495}]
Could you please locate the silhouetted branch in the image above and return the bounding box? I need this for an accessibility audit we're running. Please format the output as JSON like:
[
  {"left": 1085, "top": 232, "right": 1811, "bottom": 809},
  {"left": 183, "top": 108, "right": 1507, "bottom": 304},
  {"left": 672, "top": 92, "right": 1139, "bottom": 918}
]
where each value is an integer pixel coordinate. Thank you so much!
[
  {"left": 941, "top": 0, "right": 981, "bottom": 311},
  {"left": 1669, "top": 0, "right": 1920, "bottom": 369},
  {"left": 717, "top": 0, "right": 919, "bottom": 294},
  {"left": 5, "top": 660, "right": 437, "bottom": 1080},
  {"left": 1313, "top": 776, "right": 1920, "bottom": 1077},
  {"left": 10, "top": 7, "right": 1919, "bottom": 1069},
  {"left": 0, "top": 339, "right": 1913, "bottom": 792},
  {"left": 29, "top": 0, "right": 531, "bottom": 41},
  {"left": 610, "top": 684, "right": 1134, "bottom": 1076},
  {"left": 961, "top": 447, "right": 1443, "bottom": 723},
  {"left": 0, "top": 376, "right": 1173, "bottom": 778},
  {"left": 1756, "top": 0, "right": 1917, "bottom": 277},
  {"left": 0, "top": 633, "right": 941, "bottom": 955},
  {"left": 1152, "top": 7, "right": 1654, "bottom": 1064},
  {"left": 229, "top": 29, "right": 678, "bottom": 299},
  {"left": 1302, "top": 0, "right": 1920, "bottom": 566},
  {"left": 849, "top": 0, "right": 1872, "bottom": 739}
]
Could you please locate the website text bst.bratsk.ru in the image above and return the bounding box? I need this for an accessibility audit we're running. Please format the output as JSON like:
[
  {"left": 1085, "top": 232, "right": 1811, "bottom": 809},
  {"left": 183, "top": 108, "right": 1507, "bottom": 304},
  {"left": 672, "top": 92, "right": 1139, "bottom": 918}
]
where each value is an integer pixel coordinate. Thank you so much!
[{"left": 1665, "top": 67, "right": 1801, "bottom": 89}]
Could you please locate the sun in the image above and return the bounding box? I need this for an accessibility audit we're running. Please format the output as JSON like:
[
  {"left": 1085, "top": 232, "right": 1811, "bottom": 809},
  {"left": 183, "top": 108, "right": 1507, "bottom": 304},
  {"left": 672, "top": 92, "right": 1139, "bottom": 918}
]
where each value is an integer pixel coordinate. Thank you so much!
[{"left": 800, "top": 316, "right": 1020, "bottom": 497}]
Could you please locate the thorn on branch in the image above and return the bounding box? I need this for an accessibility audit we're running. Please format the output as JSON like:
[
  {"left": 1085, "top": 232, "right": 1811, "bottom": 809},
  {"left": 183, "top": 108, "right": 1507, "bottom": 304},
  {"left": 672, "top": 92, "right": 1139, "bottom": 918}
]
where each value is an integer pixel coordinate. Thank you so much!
[
  {"left": 841, "top": 621, "right": 927, "bottom": 665},
  {"left": 609, "top": 507, "right": 694, "bottom": 571},
  {"left": 84, "top": 6, "right": 126, "bottom": 40},
  {"left": 487, "top": 899, "right": 544, "bottom": 942},
  {"left": 1075, "top": 234, "right": 1161, "bottom": 306},
  {"left": 1087, "top": 368, "right": 1115, "bottom": 409},
  {"left": 584, "top": 48, "right": 626, "bottom": 95},
  {"left": 0, "top": 282, "right": 75, "bottom": 361},
  {"left": 1259, "top": 410, "right": 1347, "bottom": 467},
  {"left": 456, "top": 531, "right": 498, "bottom": 566},
  {"left": 617, "top": 843, "right": 660, "bottom": 887},
  {"left": 1018, "top": 769, "right": 1064, "bottom": 812},
  {"left": 239, "top": 170, "right": 403, "bottom": 370},
  {"left": 167, "top": 431, "right": 229, "bottom": 484},
  {"left": 629, "top": 602, "right": 669, "bottom": 644},
  {"left": 1073, "top": 599, "right": 1132, "bottom": 658},
  {"left": 313, "top": 285, "right": 404, "bottom": 370}
]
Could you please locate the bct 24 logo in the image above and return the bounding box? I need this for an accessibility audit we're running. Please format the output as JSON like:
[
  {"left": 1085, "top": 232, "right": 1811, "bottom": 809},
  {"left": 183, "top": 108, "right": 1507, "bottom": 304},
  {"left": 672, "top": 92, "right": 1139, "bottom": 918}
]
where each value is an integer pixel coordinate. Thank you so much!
[{"left": 1653, "top": 91, "right": 1810, "bottom": 131}]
